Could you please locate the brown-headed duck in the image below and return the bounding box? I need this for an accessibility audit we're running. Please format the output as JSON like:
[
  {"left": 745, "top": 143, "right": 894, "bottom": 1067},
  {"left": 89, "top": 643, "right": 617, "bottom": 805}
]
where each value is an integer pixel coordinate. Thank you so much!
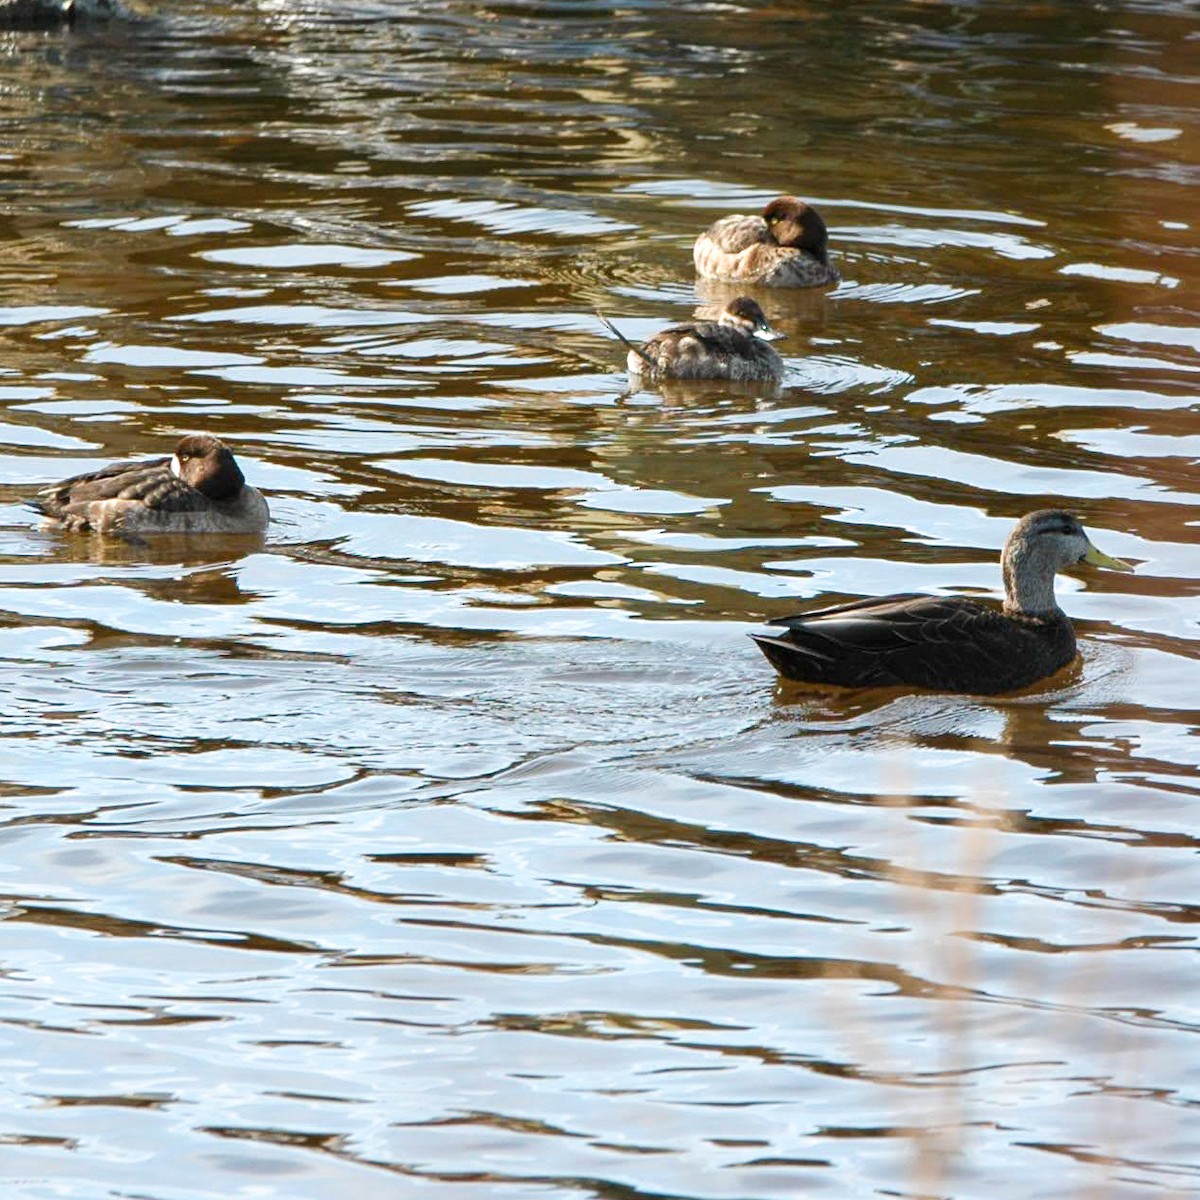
[
  {"left": 33, "top": 433, "right": 269, "bottom": 535},
  {"left": 693, "top": 195, "right": 839, "bottom": 288}
]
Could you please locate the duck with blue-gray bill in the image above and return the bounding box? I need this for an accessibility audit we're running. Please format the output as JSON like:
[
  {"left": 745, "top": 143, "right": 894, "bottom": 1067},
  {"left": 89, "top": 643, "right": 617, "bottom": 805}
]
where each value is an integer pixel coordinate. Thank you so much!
[{"left": 598, "top": 297, "right": 785, "bottom": 383}]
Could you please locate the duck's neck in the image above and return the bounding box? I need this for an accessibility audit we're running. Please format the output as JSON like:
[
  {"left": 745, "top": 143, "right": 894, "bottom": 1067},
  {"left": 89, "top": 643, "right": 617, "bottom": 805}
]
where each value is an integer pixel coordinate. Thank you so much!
[{"left": 1002, "top": 542, "right": 1062, "bottom": 618}]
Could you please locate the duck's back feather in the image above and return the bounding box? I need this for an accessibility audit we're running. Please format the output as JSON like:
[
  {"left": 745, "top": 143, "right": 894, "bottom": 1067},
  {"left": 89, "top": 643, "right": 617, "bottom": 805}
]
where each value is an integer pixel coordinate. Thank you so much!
[
  {"left": 753, "top": 593, "right": 1076, "bottom": 693},
  {"left": 698, "top": 213, "right": 769, "bottom": 256},
  {"left": 38, "top": 458, "right": 191, "bottom": 510},
  {"left": 636, "top": 319, "right": 782, "bottom": 381}
]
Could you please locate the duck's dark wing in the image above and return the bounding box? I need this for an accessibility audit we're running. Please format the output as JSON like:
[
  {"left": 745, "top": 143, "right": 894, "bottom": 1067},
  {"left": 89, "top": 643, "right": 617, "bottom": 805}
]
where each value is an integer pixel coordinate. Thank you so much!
[
  {"left": 638, "top": 321, "right": 765, "bottom": 379},
  {"left": 1, "top": 1, "right": 79, "bottom": 30},
  {"left": 32, "top": 457, "right": 209, "bottom": 526},
  {"left": 690, "top": 322, "right": 758, "bottom": 354},
  {"left": 647, "top": 321, "right": 754, "bottom": 356},
  {"left": 752, "top": 593, "right": 1074, "bottom": 693}
]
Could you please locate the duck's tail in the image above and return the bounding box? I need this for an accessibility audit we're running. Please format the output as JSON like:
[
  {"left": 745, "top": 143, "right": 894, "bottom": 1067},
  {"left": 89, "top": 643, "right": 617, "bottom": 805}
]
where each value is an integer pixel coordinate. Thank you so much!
[{"left": 595, "top": 311, "right": 657, "bottom": 371}]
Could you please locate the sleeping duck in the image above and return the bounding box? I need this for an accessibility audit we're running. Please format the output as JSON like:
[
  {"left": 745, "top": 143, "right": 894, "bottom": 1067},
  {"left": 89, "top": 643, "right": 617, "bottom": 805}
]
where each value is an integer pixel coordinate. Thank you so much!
[
  {"left": 753, "top": 510, "right": 1133, "bottom": 694},
  {"left": 33, "top": 433, "right": 269, "bottom": 535},
  {"left": 694, "top": 195, "right": 840, "bottom": 288},
  {"left": 598, "top": 296, "right": 784, "bottom": 383}
]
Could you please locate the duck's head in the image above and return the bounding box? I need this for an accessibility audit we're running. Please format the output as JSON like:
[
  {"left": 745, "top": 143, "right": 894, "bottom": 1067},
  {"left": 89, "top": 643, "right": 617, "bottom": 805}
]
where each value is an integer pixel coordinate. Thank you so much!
[
  {"left": 170, "top": 434, "right": 245, "bottom": 500},
  {"left": 1002, "top": 509, "right": 1132, "bottom": 614},
  {"left": 721, "top": 297, "right": 782, "bottom": 341},
  {"left": 762, "top": 196, "right": 830, "bottom": 265}
]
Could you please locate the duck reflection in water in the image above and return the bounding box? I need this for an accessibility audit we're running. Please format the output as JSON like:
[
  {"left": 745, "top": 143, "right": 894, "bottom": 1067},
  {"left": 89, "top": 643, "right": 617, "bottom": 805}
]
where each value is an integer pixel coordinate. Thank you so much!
[
  {"left": 597, "top": 297, "right": 785, "bottom": 384},
  {"left": 754, "top": 510, "right": 1133, "bottom": 694}
]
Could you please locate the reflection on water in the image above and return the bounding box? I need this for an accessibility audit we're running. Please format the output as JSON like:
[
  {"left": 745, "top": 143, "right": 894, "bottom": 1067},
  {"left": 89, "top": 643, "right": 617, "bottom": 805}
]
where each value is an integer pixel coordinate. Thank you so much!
[{"left": 0, "top": 2, "right": 1196, "bottom": 1197}]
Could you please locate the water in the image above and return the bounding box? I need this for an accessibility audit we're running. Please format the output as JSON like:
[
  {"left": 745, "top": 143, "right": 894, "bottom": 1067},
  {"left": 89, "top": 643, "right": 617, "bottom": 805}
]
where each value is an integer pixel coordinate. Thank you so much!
[{"left": 0, "top": 2, "right": 1196, "bottom": 1197}]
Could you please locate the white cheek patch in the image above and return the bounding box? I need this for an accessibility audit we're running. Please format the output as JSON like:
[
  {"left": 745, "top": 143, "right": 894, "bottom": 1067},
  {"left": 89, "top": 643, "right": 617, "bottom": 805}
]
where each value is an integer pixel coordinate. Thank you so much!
[{"left": 170, "top": 455, "right": 183, "bottom": 478}]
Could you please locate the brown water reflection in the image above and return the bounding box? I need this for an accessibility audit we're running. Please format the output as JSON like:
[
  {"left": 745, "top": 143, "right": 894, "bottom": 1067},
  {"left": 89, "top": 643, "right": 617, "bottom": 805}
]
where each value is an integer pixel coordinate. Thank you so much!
[{"left": 0, "top": 1, "right": 1196, "bottom": 1198}]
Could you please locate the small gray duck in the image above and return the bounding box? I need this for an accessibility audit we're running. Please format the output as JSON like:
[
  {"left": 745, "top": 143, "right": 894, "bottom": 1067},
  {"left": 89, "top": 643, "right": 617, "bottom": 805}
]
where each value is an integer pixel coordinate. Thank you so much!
[{"left": 599, "top": 297, "right": 784, "bottom": 383}]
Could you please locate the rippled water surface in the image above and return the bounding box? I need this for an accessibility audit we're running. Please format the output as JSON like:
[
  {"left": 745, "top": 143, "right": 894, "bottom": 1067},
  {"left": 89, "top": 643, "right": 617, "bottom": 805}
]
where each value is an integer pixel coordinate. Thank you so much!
[{"left": 1, "top": 2, "right": 1197, "bottom": 1197}]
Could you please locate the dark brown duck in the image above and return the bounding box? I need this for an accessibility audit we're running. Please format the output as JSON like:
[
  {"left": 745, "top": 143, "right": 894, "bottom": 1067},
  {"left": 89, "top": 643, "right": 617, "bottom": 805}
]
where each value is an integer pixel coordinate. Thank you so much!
[{"left": 753, "top": 510, "right": 1133, "bottom": 694}]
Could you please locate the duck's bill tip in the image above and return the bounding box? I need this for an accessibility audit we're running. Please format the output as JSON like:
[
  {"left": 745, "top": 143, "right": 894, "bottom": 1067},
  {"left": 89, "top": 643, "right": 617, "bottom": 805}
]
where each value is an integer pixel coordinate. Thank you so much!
[
  {"left": 1083, "top": 544, "right": 1134, "bottom": 572},
  {"left": 754, "top": 327, "right": 784, "bottom": 342}
]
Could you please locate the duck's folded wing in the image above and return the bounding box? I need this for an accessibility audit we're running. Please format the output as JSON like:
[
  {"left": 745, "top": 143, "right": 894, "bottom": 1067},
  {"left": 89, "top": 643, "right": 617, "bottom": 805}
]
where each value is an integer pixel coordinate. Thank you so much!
[
  {"left": 34, "top": 457, "right": 206, "bottom": 517},
  {"left": 755, "top": 594, "right": 1017, "bottom": 687},
  {"left": 767, "top": 593, "right": 931, "bottom": 631},
  {"left": 691, "top": 323, "right": 761, "bottom": 354},
  {"left": 642, "top": 323, "right": 752, "bottom": 371},
  {"left": 700, "top": 214, "right": 767, "bottom": 254}
]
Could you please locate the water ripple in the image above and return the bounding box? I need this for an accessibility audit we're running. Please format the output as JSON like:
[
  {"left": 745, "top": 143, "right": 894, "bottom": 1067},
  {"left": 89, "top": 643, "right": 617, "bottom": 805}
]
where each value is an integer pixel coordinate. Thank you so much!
[{"left": 0, "top": 2, "right": 1195, "bottom": 1198}]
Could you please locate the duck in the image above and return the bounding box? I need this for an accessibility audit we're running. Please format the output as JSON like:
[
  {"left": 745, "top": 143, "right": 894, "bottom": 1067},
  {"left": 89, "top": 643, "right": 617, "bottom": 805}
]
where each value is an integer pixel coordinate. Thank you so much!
[
  {"left": 32, "top": 433, "right": 269, "bottom": 535},
  {"left": 1, "top": 0, "right": 120, "bottom": 28},
  {"left": 752, "top": 510, "right": 1133, "bottom": 694},
  {"left": 693, "top": 195, "right": 840, "bottom": 288},
  {"left": 597, "top": 297, "right": 785, "bottom": 383}
]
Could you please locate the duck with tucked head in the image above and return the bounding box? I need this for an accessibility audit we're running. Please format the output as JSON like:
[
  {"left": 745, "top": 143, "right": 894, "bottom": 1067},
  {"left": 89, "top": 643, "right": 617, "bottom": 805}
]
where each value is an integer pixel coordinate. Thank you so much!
[
  {"left": 598, "top": 297, "right": 784, "bottom": 383},
  {"left": 752, "top": 510, "right": 1133, "bottom": 694},
  {"left": 694, "top": 195, "right": 839, "bottom": 288},
  {"left": 33, "top": 433, "right": 269, "bottom": 535}
]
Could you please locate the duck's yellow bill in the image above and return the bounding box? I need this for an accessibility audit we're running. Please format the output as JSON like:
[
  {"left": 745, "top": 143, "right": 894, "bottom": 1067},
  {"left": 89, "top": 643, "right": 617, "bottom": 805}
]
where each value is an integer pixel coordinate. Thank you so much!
[{"left": 1083, "top": 544, "right": 1134, "bottom": 572}]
